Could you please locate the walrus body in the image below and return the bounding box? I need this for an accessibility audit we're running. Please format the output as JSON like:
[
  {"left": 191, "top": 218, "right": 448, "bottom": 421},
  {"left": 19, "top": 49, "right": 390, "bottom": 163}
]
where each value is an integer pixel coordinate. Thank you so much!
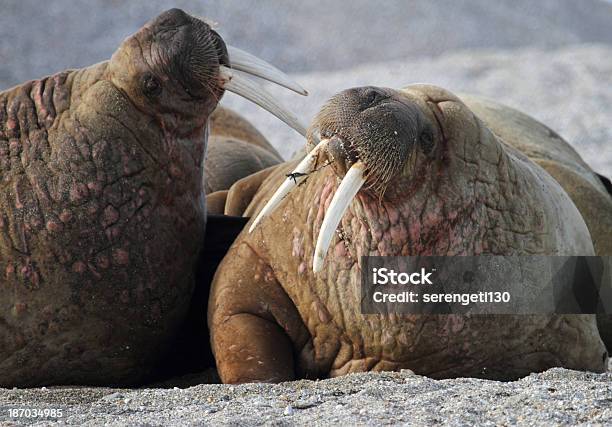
[
  {"left": 0, "top": 58, "right": 209, "bottom": 389},
  {"left": 206, "top": 106, "right": 282, "bottom": 195},
  {"left": 459, "top": 95, "right": 612, "bottom": 348},
  {"left": 0, "top": 8, "right": 303, "bottom": 387},
  {"left": 209, "top": 84, "right": 609, "bottom": 384},
  {"left": 459, "top": 94, "right": 612, "bottom": 257}
]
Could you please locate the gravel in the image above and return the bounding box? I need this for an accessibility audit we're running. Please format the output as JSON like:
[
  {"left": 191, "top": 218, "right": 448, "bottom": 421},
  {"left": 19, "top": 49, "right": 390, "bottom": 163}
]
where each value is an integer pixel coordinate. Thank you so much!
[{"left": 0, "top": 365, "right": 611, "bottom": 426}]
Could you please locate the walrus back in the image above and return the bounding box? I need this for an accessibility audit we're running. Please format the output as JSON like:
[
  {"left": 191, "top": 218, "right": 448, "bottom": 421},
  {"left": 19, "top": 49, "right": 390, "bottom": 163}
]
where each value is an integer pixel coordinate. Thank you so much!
[
  {"left": 461, "top": 94, "right": 612, "bottom": 350},
  {"left": 460, "top": 95, "right": 605, "bottom": 188},
  {"left": 205, "top": 107, "right": 283, "bottom": 194}
]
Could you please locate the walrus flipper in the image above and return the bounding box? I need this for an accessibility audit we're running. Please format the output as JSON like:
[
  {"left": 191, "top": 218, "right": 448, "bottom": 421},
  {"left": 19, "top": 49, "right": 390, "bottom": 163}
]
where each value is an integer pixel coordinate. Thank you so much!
[
  {"left": 207, "top": 190, "right": 229, "bottom": 215},
  {"left": 224, "top": 164, "right": 283, "bottom": 216},
  {"left": 208, "top": 241, "right": 306, "bottom": 383}
]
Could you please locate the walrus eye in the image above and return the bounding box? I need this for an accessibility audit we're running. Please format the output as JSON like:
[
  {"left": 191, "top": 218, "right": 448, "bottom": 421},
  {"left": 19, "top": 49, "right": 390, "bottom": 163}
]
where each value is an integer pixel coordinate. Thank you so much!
[
  {"left": 419, "top": 127, "right": 435, "bottom": 155},
  {"left": 142, "top": 73, "right": 162, "bottom": 98}
]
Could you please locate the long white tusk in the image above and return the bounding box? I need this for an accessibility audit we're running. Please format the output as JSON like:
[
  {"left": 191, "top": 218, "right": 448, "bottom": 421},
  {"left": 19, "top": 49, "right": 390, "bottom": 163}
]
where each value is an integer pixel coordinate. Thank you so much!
[
  {"left": 248, "top": 139, "right": 329, "bottom": 233},
  {"left": 313, "top": 162, "right": 366, "bottom": 273},
  {"left": 219, "top": 66, "right": 307, "bottom": 137},
  {"left": 227, "top": 45, "right": 308, "bottom": 96}
]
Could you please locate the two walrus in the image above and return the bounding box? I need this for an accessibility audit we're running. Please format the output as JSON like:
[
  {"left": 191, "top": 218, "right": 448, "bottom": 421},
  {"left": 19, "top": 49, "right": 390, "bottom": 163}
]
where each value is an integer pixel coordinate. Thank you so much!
[
  {"left": 208, "top": 85, "right": 611, "bottom": 383},
  {"left": 0, "top": 8, "right": 303, "bottom": 387},
  {"left": 1, "top": 9, "right": 610, "bottom": 387}
]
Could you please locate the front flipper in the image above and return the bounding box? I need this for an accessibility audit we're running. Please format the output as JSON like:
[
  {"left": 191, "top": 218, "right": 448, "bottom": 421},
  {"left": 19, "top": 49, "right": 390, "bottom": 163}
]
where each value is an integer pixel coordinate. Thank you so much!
[
  {"left": 207, "top": 165, "right": 281, "bottom": 217},
  {"left": 224, "top": 165, "right": 281, "bottom": 216},
  {"left": 207, "top": 190, "right": 229, "bottom": 215},
  {"left": 208, "top": 242, "right": 308, "bottom": 383}
]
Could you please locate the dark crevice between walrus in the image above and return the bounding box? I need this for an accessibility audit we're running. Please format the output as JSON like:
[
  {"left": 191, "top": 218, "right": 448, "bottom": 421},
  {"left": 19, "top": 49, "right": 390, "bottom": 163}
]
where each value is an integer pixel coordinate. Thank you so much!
[
  {"left": 146, "top": 214, "right": 249, "bottom": 388},
  {"left": 596, "top": 173, "right": 612, "bottom": 197}
]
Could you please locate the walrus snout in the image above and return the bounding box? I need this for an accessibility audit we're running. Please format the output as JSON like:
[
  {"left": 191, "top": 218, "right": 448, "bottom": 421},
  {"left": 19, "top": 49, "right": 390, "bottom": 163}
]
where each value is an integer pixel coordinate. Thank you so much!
[
  {"left": 309, "top": 86, "right": 438, "bottom": 194},
  {"left": 141, "top": 8, "right": 227, "bottom": 75},
  {"left": 134, "top": 8, "right": 227, "bottom": 98},
  {"left": 324, "top": 135, "right": 360, "bottom": 177}
]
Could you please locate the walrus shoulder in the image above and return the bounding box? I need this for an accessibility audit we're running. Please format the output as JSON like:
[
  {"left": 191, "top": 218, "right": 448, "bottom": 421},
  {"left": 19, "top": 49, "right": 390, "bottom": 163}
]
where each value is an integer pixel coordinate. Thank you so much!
[{"left": 459, "top": 94, "right": 607, "bottom": 193}]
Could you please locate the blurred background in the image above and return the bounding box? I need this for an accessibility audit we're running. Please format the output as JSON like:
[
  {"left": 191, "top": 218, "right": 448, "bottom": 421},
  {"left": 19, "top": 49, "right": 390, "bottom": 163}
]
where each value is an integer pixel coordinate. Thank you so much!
[{"left": 1, "top": 0, "right": 610, "bottom": 174}]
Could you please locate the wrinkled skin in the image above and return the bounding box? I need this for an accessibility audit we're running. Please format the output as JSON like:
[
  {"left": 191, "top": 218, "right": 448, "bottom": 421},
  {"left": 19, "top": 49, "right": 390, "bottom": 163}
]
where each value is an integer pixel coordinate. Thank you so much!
[
  {"left": 0, "top": 8, "right": 230, "bottom": 387},
  {"left": 458, "top": 94, "right": 612, "bottom": 348},
  {"left": 209, "top": 85, "right": 609, "bottom": 384}
]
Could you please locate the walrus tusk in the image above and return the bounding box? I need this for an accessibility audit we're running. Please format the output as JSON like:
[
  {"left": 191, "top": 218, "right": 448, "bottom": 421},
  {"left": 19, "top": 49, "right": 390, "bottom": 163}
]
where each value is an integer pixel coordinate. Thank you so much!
[
  {"left": 248, "top": 139, "right": 330, "bottom": 233},
  {"left": 219, "top": 66, "right": 308, "bottom": 137},
  {"left": 227, "top": 45, "right": 308, "bottom": 96},
  {"left": 313, "top": 162, "right": 366, "bottom": 273}
]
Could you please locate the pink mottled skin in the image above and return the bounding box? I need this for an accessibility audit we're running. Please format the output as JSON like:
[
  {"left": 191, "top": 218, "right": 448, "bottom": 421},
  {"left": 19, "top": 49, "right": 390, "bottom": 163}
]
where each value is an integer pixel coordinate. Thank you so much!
[
  {"left": 0, "top": 9, "right": 228, "bottom": 387},
  {"left": 209, "top": 85, "right": 607, "bottom": 384}
]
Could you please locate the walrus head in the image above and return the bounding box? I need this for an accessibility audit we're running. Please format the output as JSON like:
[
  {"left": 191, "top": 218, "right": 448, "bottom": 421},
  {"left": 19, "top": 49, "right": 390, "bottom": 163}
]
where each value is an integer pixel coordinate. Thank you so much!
[
  {"left": 109, "top": 8, "right": 307, "bottom": 137},
  {"left": 250, "top": 84, "right": 483, "bottom": 271},
  {"left": 309, "top": 86, "right": 437, "bottom": 194},
  {"left": 248, "top": 84, "right": 590, "bottom": 272}
]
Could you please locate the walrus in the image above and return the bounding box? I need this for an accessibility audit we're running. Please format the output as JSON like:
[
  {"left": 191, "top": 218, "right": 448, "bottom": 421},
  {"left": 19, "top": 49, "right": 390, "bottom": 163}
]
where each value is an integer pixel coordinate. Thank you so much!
[
  {"left": 0, "top": 8, "right": 307, "bottom": 387},
  {"left": 208, "top": 84, "right": 610, "bottom": 384},
  {"left": 206, "top": 106, "right": 283, "bottom": 195}
]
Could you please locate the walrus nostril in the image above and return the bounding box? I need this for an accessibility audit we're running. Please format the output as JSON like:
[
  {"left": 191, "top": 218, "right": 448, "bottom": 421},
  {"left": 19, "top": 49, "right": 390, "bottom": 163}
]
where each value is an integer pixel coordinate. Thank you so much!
[
  {"left": 155, "top": 8, "right": 192, "bottom": 28},
  {"left": 362, "top": 87, "right": 387, "bottom": 108}
]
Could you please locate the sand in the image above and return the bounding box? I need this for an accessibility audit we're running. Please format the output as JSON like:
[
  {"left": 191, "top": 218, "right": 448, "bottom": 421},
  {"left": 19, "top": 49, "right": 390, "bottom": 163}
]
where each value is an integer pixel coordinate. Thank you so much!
[{"left": 1, "top": 364, "right": 611, "bottom": 426}]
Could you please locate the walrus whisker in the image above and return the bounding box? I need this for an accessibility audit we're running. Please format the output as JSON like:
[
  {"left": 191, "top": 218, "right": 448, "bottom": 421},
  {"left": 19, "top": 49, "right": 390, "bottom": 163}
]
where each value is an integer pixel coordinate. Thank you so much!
[
  {"left": 248, "top": 139, "right": 330, "bottom": 233},
  {"left": 311, "top": 159, "right": 335, "bottom": 173},
  {"left": 219, "top": 66, "right": 308, "bottom": 137},
  {"left": 227, "top": 45, "right": 308, "bottom": 96},
  {"left": 313, "top": 161, "right": 366, "bottom": 273}
]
